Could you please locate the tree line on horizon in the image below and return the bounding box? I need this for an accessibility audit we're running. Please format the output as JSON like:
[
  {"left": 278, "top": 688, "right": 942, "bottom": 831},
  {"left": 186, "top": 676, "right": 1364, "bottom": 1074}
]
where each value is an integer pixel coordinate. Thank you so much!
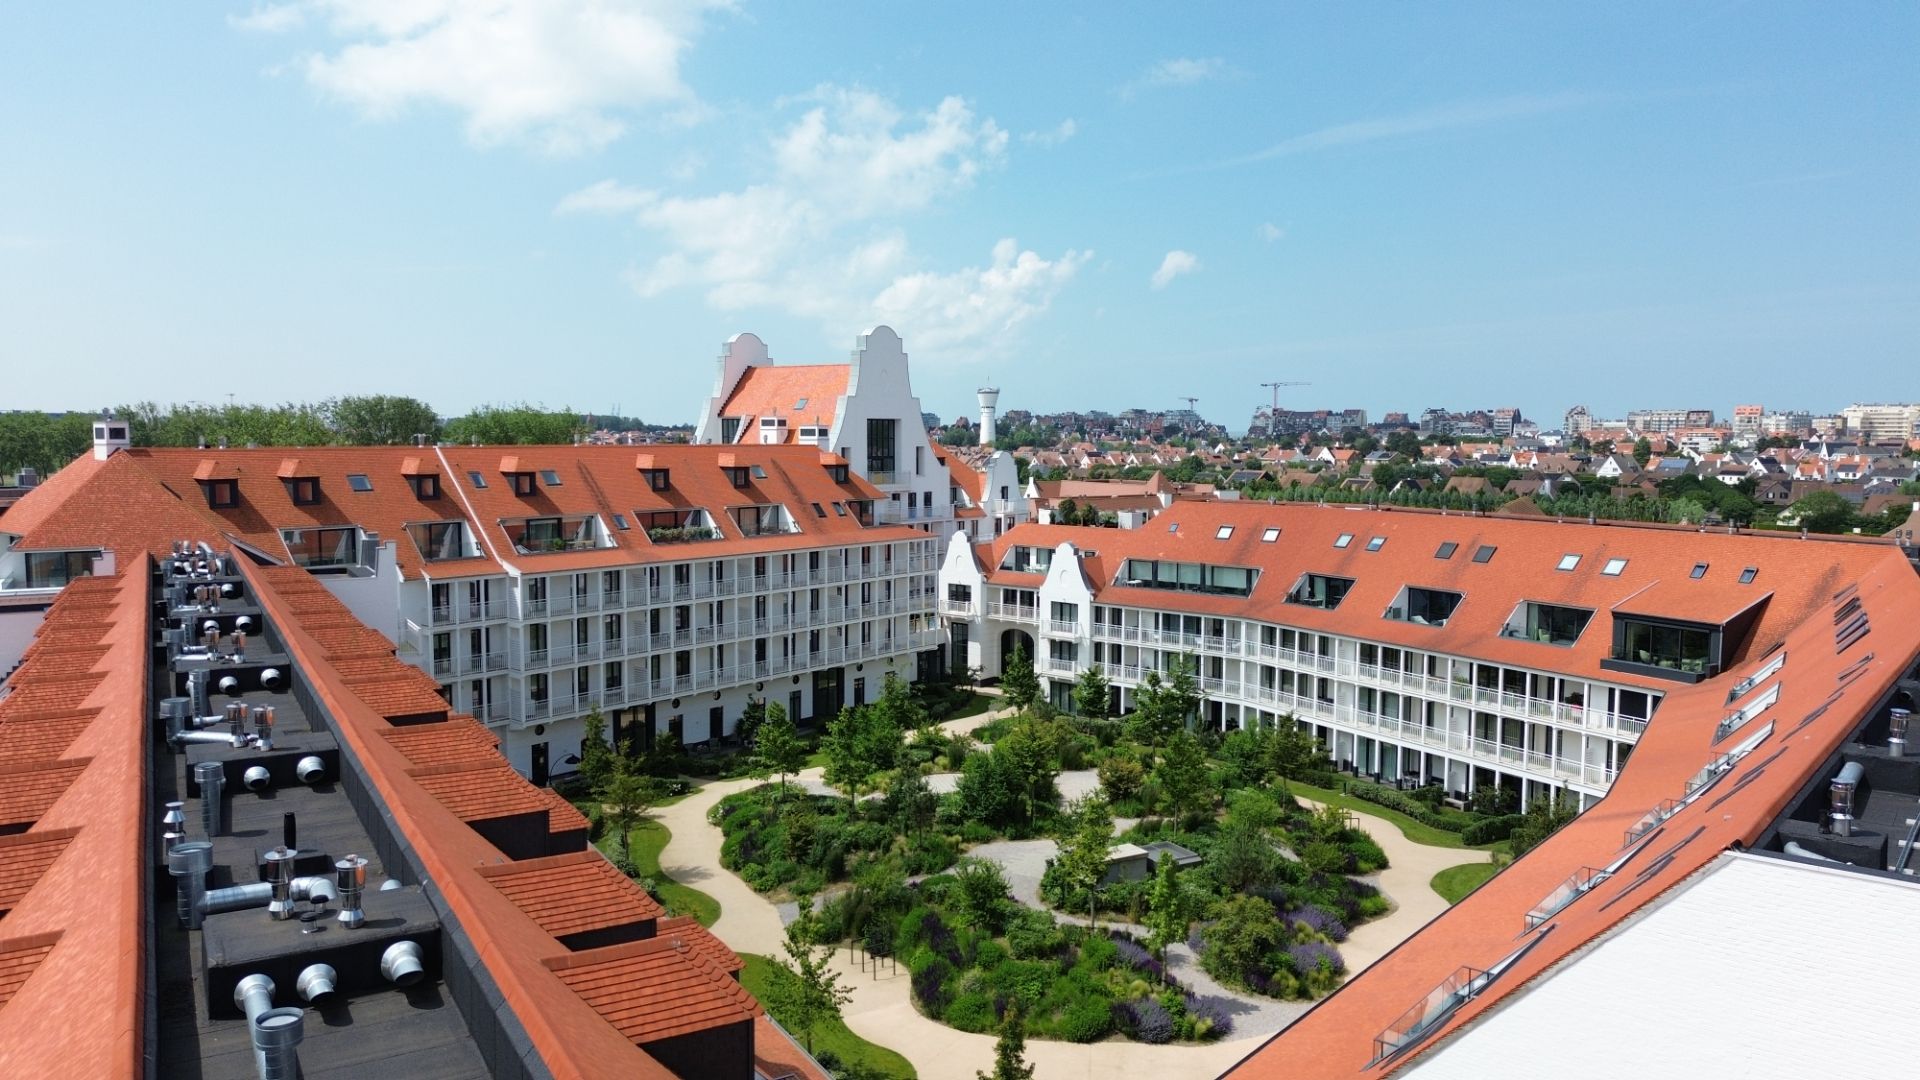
[{"left": 0, "top": 397, "right": 683, "bottom": 477}]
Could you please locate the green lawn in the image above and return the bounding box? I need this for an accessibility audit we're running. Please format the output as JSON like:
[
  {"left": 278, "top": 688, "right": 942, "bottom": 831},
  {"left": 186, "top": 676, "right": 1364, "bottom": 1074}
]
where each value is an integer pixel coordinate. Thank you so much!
[
  {"left": 611, "top": 819, "right": 721, "bottom": 928},
  {"left": 1431, "top": 861, "right": 1501, "bottom": 904},
  {"left": 934, "top": 691, "right": 996, "bottom": 722},
  {"left": 1283, "top": 780, "right": 1474, "bottom": 849},
  {"left": 739, "top": 954, "right": 917, "bottom": 1079}
]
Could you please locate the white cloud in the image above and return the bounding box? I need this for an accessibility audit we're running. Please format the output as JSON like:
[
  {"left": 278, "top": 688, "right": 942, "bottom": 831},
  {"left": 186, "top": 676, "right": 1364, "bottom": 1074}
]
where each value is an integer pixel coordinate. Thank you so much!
[
  {"left": 229, "top": 3, "right": 306, "bottom": 32},
  {"left": 559, "top": 87, "right": 1080, "bottom": 358},
  {"left": 249, "top": 1, "right": 721, "bottom": 154},
  {"left": 1257, "top": 221, "right": 1285, "bottom": 242},
  {"left": 1020, "top": 118, "right": 1076, "bottom": 147},
  {"left": 1151, "top": 250, "right": 1199, "bottom": 290},
  {"left": 1121, "top": 57, "right": 1235, "bottom": 97}
]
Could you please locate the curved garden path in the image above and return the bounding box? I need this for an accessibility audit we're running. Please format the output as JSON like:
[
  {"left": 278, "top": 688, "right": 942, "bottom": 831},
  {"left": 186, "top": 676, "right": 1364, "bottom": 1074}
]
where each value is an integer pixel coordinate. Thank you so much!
[{"left": 651, "top": 699, "right": 1496, "bottom": 1080}]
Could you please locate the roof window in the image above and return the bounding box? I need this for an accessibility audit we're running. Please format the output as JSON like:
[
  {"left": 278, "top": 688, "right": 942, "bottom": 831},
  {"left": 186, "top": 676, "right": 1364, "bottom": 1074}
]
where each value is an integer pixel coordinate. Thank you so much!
[
  {"left": 1168, "top": 522, "right": 1180, "bottom": 533},
  {"left": 1216, "top": 525, "right": 1234, "bottom": 540},
  {"left": 751, "top": 464, "right": 767, "bottom": 479},
  {"left": 1690, "top": 562, "right": 1708, "bottom": 579},
  {"left": 1435, "top": 541, "right": 1458, "bottom": 559},
  {"left": 466, "top": 470, "right": 487, "bottom": 489},
  {"left": 812, "top": 502, "right": 826, "bottom": 518},
  {"left": 1601, "top": 558, "right": 1627, "bottom": 577},
  {"left": 1472, "top": 545, "right": 1497, "bottom": 564},
  {"left": 611, "top": 513, "right": 629, "bottom": 531},
  {"left": 539, "top": 469, "right": 562, "bottom": 486},
  {"left": 347, "top": 473, "right": 373, "bottom": 493},
  {"left": 832, "top": 502, "right": 847, "bottom": 516},
  {"left": 1739, "top": 567, "right": 1758, "bottom": 584},
  {"left": 1365, "top": 536, "right": 1386, "bottom": 552},
  {"left": 1261, "top": 527, "right": 1280, "bottom": 543},
  {"left": 794, "top": 397, "right": 809, "bottom": 410},
  {"left": 1334, "top": 533, "right": 1354, "bottom": 549},
  {"left": 1556, "top": 553, "right": 1581, "bottom": 571}
]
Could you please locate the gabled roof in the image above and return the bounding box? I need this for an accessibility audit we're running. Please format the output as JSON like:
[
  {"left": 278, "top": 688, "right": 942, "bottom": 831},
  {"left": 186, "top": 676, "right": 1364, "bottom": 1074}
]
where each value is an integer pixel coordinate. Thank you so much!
[{"left": 715, "top": 364, "right": 850, "bottom": 443}]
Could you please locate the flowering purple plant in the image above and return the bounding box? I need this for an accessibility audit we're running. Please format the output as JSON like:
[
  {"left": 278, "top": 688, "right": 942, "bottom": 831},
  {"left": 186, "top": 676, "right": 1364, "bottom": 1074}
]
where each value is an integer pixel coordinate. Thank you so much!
[
  {"left": 1120, "top": 998, "right": 1174, "bottom": 1044},
  {"left": 1187, "top": 996, "right": 1236, "bottom": 1039},
  {"left": 1287, "top": 941, "right": 1346, "bottom": 976},
  {"left": 1292, "top": 904, "right": 1349, "bottom": 942}
]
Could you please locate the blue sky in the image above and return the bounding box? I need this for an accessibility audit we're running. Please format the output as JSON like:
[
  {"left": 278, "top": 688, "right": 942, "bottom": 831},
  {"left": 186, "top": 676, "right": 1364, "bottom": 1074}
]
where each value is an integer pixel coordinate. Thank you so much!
[{"left": 2, "top": 3, "right": 1914, "bottom": 431}]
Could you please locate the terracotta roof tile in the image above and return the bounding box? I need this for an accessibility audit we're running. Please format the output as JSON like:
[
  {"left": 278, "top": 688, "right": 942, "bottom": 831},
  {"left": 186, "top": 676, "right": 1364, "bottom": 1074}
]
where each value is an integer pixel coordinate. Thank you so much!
[
  {"left": 0, "top": 709, "right": 100, "bottom": 766},
  {"left": 0, "top": 830, "right": 78, "bottom": 917},
  {"left": 715, "top": 364, "right": 850, "bottom": 443},
  {"left": 343, "top": 673, "right": 449, "bottom": 721},
  {"left": 0, "top": 760, "right": 89, "bottom": 830},
  {"left": 656, "top": 916, "right": 742, "bottom": 975},
  {"left": 547, "top": 936, "right": 760, "bottom": 1044},
  {"left": 538, "top": 787, "right": 592, "bottom": 835},
  {"left": 0, "top": 674, "right": 105, "bottom": 720},
  {"left": 410, "top": 762, "right": 550, "bottom": 821},
  {"left": 0, "top": 933, "right": 60, "bottom": 1008},
  {"left": 379, "top": 718, "right": 503, "bottom": 767},
  {"left": 479, "top": 852, "right": 664, "bottom": 938}
]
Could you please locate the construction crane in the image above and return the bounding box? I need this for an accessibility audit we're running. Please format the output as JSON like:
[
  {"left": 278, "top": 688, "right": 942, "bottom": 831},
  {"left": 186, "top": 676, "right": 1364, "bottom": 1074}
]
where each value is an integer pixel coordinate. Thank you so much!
[
  {"left": 1259, "top": 380, "right": 1312, "bottom": 437},
  {"left": 1178, "top": 396, "right": 1200, "bottom": 413}
]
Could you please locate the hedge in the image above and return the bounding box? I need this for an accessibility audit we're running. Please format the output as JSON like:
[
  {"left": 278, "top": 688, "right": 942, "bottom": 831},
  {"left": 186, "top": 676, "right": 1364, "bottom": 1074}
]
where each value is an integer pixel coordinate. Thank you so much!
[
  {"left": 1460, "top": 814, "right": 1523, "bottom": 846},
  {"left": 1338, "top": 780, "right": 1477, "bottom": 834}
]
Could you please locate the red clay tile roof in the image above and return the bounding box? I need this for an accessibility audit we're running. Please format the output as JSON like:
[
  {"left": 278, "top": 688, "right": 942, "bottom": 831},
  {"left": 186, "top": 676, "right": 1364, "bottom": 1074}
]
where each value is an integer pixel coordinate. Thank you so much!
[
  {"left": 0, "top": 831, "right": 78, "bottom": 918},
  {"left": 479, "top": 852, "right": 665, "bottom": 939},
  {"left": 0, "top": 709, "right": 100, "bottom": 766},
  {"left": 378, "top": 718, "right": 503, "bottom": 767},
  {"left": 0, "top": 933, "right": 60, "bottom": 1009},
  {"left": 656, "top": 915, "right": 742, "bottom": 974},
  {"left": 538, "top": 787, "right": 592, "bottom": 835},
  {"left": 546, "top": 935, "right": 760, "bottom": 1044},
  {"left": 752, "top": 1014, "right": 834, "bottom": 1080},
  {"left": 410, "top": 762, "right": 551, "bottom": 821},
  {"left": 0, "top": 761, "right": 89, "bottom": 830},
  {"left": 716, "top": 364, "right": 850, "bottom": 444},
  {"left": 344, "top": 671, "right": 450, "bottom": 721}
]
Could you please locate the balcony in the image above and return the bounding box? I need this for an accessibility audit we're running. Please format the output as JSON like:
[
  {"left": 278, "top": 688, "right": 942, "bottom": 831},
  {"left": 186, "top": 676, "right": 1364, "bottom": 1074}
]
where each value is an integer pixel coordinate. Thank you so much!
[
  {"left": 504, "top": 515, "right": 603, "bottom": 556},
  {"left": 986, "top": 602, "right": 1038, "bottom": 621},
  {"left": 1044, "top": 619, "right": 1079, "bottom": 638}
]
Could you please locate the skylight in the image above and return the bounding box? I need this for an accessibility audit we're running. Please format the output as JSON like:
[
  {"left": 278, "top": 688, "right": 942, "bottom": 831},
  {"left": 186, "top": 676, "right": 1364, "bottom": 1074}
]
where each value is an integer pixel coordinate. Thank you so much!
[
  {"left": 1739, "top": 566, "right": 1758, "bottom": 584},
  {"left": 1601, "top": 558, "right": 1627, "bottom": 576},
  {"left": 1365, "top": 536, "right": 1386, "bottom": 552},
  {"left": 1691, "top": 562, "right": 1708, "bottom": 579},
  {"left": 539, "top": 469, "right": 562, "bottom": 486},
  {"left": 1435, "top": 541, "right": 1458, "bottom": 559},
  {"left": 611, "top": 513, "right": 629, "bottom": 530},
  {"left": 466, "top": 471, "right": 487, "bottom": 489},
  {"left": 794, "top": 397, "right": 808, "bottom": 410},
  {"left": 1216, "top": 525, "right": 1234, "bottom": 539},
  {"left": 1473, "top": 545, "right": 1497, "bottom": 564},
  {"left": 1556, "top": 553, "right": 1581, "bottom": 571},
  {"left": 1261, "top": 527, "right": 1280, "bottom": 542},
  {"left": 347, "top": 474, "right": 372, "bottom": 492},
  {"left": 1334, "top": 533, "right": 1354, "bottom": 549},
  {"left": 752, "top": 465, "right": 767, "bottom": 479}
]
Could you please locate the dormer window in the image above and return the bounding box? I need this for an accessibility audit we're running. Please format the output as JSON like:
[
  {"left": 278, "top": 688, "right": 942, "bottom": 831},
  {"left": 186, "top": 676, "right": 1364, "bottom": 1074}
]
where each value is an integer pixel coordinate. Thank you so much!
[
  {"left": 508, "top": 472, "right": 536, "bottom": 496},
  {"left": 826, "top": 463, "right": 850, "bottom": 483},
  {"left": 724, "top": 466, "right": 751, "bottom": 488},
  {"left": 642, "top": 469, "right": 670, "bottom": 492},
  {"left": 285, "top": 477, "right": 320, "bottom": 506},
  {"left": 201, "top": 479, "right": 239, "bottom": 509},
  {"left": 407, "top": 474, "right": 442, "bottom": 500}
]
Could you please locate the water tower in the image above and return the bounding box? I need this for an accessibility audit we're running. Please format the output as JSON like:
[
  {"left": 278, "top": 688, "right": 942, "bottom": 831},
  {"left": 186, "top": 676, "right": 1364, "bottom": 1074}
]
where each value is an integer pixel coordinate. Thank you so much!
[{"left": 977, "top": 387, "right": 1000, "bottom": 446}]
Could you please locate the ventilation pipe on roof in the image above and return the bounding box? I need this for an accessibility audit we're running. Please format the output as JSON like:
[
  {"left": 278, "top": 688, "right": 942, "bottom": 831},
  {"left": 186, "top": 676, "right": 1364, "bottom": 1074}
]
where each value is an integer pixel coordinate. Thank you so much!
[
  {"left": 251, "top": 706, "right": 273, "bottom": 751},
  {"left": 296, "top": 964, "right": 338, "bottom": 1006},
  {"left": 265, "top": 846, "right": 295, "bottom": 921},
  {"left": 218, "top": 674, "right": 243, "bottom": 697},
  {"left": 250, "top": 1007, "right": 304, "bottom": 1080},
  {"left": 1830, "top": 761, "right": 1865, "bottom": 837},
  {"left": 232, "top": 630, "right": 246, "bottom": 660},
  {"left": 227, "top": 703, "right": 250, "bottom": 748},
  {"left": 168, "top": 841, "right": 213, "bottom": 930},
  {"left": 1890, "top": 708, "right": 1911, "bottom": 759},
  {"left": 189, "top": 669, "right": 211, "bottom": 719},
  {"left": 379, "top": 879, "right": 402, "bottom": 892},
  {"left": 1784, "top": 841, "right": 1838, "bottom": 863},
  {"left": 289, "top": 876, "right": 337, "bottom": 905},
  {"left": 295, "top": 756, "right": 325, "bottom": 784},
  {"left": 235, "top": 973, "right": 275, "bottom": 1025},
  {"left": 160, "top": 697, "right": 191, "bottom": 743},
  {"left": 380, "top": 940, "right": 425, "bottom": 987},
  {"left": 161, "top": 802, "right": 186, "bottom": 863},
  {"left": 336, "top": 855, "right": 367, "bottom": 929},
  {"left": 234, "top": 614, "right": 254, "bottom": 634},
  {"left": 243, "top": 766, "right": 271, "bottom": 792},
  {"left": 260, "top": 667, "right": 286, "bottom": 693},
  {"left": 195, "top": 762, "right": 225, "bottom": 837}
]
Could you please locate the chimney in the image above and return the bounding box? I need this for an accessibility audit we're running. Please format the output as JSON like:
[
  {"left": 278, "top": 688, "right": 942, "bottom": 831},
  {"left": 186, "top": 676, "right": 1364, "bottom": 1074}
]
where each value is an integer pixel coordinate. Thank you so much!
[
  {"left": 977, "top": 386, "right": 1000, "bottom": 446},
  {"left": 91, "top": 411, "right": 130, "bottom": 461}
]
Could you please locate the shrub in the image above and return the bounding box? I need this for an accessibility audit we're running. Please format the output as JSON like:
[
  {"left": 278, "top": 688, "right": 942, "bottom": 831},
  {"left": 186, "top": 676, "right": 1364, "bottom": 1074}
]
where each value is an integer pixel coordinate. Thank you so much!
[
  {"left": 944, "top": 991, "right": 996, "bottom": 1033},
  {"left": 1291, "top": 905, "right": 1348, "bottom": 943},
  {"left": 1119, "top": 997, "right": 1173, "bottom": 1044},
  {"left": 1188, "top": 996, "right": 1235, "bottom": 1039},
  {"left": 1056, "top": 995, "right": 1114, "bottom": 1042},
  {"left": 1006, "top": 908, "right": 1064, "bottom": 960},
  {"left": 911, "top": 957, "right": 955, "bottom": 1015},
  {"left": 1461, "top": 814, "right": 1523, "bottom": 845}
]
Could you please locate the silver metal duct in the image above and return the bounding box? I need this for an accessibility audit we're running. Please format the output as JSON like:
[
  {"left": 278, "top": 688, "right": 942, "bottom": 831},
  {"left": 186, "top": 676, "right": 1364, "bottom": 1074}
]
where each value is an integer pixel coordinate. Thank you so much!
[
  {"left": 235, "top": 615, "right": 255, "bottom": 633},
  {"left": 168, "top": 841, "right": 213, "bottom": 929},
  {"left": 260, "top": 667, "right": 286, "bottom": 693},
  {"left": 265, "top": 847, "right": 295, "bottom": 921},
  {"left": 336, "top": 855, "right": 368, "bottom": 929},
  {"left": 243, "top": 765, "right": 271, "bottom": 792},
  {"left": 194, "top": 761, "right": 225, "bottom": 836},
  {"left": 218, "top": 674, "right": 242, "bottom": 697},
  {"left": 296, "top": 964, "right": 338, "bottom": 1005},
  {"left": 173, "top": 731, "right": 239, "bottom": 747},
  {"left": 202, "top": 882, "right": 273, "bottom": 915},
  {"left": 289, "top": 876, "right": 337, "bottom": 904},
  {"left": 295, "top": 756, "right": 325, "bottom": 784},
  {"left": 232, "top": 630, "right": 247, "bottom": 660},
  {"left": 227, "top": 702, "right": 249, "bottom": 748},
  {"left": 1890, "top": 707, "right": 1911, "bottom": 759},
  {"left": 161, "top": 801, "right": 186, "bottom": 863},
  {"left": 250, "top": 1006, "right": 304, "bottom": 1080},
  {"left": 251, "top": 706, "right": 273, "bottom": 752},
  {"left": 380, "top": 940, "right": 425, "bottom": 987},
  {"left": 160, "top": 697, "right": 191, "bottom": 743},
  {"left": 1830, "top": 760, "right": 1865, "bottom": 837},
  {"left": 1784, "top": 841, "right": 1838, "bottom": 862},
  {"left": 378, "top": 878, "right": 403, "bottom": 892},
  {"left": 189, "top": 669, "right": 211, "bottom": 720},
  {"left": 234, "top": 973, "right": 275, "bottom": 1022}
]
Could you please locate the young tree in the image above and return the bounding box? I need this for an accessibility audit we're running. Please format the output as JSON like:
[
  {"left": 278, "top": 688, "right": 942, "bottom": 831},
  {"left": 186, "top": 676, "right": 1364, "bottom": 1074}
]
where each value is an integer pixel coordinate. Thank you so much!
[
  {"left": 1269, "top": 720, "right": 1329, "bottom": 780},
  {"left": 735, "top": 696, "right": 767, "bottom": 751},
  {"left": 1509, "top": 787, "right": 1582, "bottom": 858},
  {"left": 820, "top": 706, "right": 871, "bottom": 809},
  {"left": 1155, "top": 730, "right": 1211, "bottom": 823},
  {"left": 1055, "top": 794, "right": 1113, "bottom": 926},
  {"left": 764, "top": 923, "right": 853, "bottom": 1055},
  {"left": 995, "top": 718, "right": 1063, "bottom": 824},
  {"left": 1072, "top": 664, "right": 1111, "bottom": 721},
  {"left": 577, "top": 705, "right": 616, "bottom": 794},
  {"left": 753, "top": 701, "right": 804, "bottom": 798},
  {"left": 977, "top": 1005, "right": 1036, "bottom": 1080},
  {"left": 884, "top": 768, "right": 937, "bottom": 839},
  {"left": 1632, "top": 436, "right": 1653, "bottom": 466},
  {"left": 599, "top": 761, "right": 662, "bottom": 866},
  {"left": 1096, "top": 753, "right": 1146, "bottom": 804},
  {"left": 1200, "top": 894, "right": 1284, "bottom": 990},
  {"left": 1143, "top": 852, "right": 1191, "bottom": 961},
  {"left": 1001, "top": 644, "right": 1040, "bottom": 713}
]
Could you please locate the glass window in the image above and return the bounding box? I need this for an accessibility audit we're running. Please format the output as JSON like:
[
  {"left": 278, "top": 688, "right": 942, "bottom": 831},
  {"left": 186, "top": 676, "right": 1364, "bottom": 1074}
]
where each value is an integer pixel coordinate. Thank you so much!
[
  {"left": 1435, "top": 541, "right": 1458, "bottom": 559},
  {"left": 1216, "top": 525, "right": 1233, "bottom": 539},
  {"left": 1261, "top": 527, "right": 1280, "bottom": 542},
  {"left": 540, "top": 469, "right": 562, "bottom": 486},
  {"left": 1557, "top": 553, "right": 1581, "bottom": 571},
  {"left": 1739, "top": 567, "right": 1758, "bottom": 584},
  {"left": 612, "top": 513, "right": 629, "bottom": 530},
  {"left": 1473, "top": 545, "right": 1497, "bottom": 563},
  {"left": 466, "top": 470, "right": 487, "bottom": 489},
  {"left": 23, "top": 550, "right": 98, "bottom": 588},
  {"left": 347, "top": 474, "right": 372, "bottom": 492},
  {"left": 1690, "top": 562, "right": 1708, "bottom": 579},
  {"left": 1334, "top": 533, "right": 1354, "bottom": 548},
  {"left": 1601, "top": 558, "right": 1627, "bottom": 576},
  {"left": 1365, "top": 536, "right": 1386, "bottom": 552}
]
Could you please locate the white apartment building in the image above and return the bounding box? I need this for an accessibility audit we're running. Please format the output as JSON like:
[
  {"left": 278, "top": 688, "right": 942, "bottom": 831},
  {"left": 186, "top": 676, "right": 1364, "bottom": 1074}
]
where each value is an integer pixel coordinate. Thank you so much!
[
  {"left": 694, "top": 325, "right": 958, "bottom": 535},
  {"left": 936, "top": 502, "right": 1852, "bottom": 809},
  {"left": 1841, "top": 402, "right": 1920, "bottom": 444}
]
